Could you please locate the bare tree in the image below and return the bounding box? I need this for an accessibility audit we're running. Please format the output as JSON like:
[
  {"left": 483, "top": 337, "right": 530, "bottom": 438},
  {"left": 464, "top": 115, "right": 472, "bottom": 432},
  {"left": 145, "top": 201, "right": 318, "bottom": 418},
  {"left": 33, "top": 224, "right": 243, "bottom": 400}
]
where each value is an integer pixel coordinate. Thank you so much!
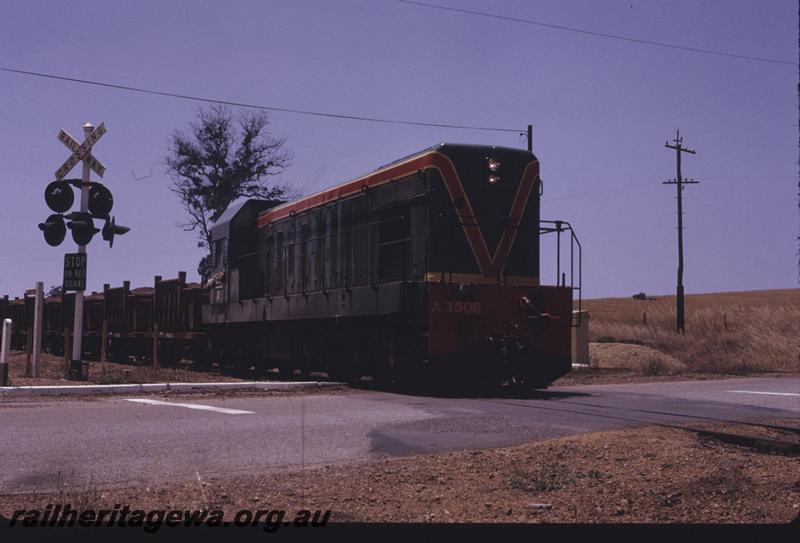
[{"left": 165, "top": 104, "right": 292, "bottom": 279}]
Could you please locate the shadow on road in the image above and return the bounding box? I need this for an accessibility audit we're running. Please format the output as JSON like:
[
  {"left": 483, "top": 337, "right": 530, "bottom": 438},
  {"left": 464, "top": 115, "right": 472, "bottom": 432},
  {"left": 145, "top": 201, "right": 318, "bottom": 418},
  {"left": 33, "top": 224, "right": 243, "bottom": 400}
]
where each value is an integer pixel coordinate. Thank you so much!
[
  {"left": 219, "top": 364, "right": 591, "bottom": 400},
  {"left": 348, "top": 380, "right": 591, "bottom": 400}
]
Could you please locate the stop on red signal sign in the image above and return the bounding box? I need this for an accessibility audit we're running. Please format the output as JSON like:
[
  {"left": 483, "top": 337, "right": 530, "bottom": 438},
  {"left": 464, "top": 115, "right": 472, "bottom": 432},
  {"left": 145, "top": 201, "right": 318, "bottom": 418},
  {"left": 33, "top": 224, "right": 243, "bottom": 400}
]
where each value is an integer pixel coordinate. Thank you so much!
[{"left": 62, "top": 253, "right": 87, "bottom": 292}]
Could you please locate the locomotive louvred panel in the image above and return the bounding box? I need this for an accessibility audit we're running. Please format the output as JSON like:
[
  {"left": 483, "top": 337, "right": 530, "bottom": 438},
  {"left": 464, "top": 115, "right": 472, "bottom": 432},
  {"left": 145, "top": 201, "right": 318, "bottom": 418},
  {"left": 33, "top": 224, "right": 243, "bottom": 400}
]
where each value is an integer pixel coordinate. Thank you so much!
[
  {"left": 265, "top": 230, "right": 274, "bottom": 295},
  {"left": 298, "top": 222, "right": 310, "bottom": 292},
  {"left": 378, "top": 204, "right": 411, "bottom": 282},
  {"left": 352, "top": 196, "right": 370, "bottom": 287},
  {"left": 325, "top": 206, "right": 339, "bottom": 290},
  {"left": 312, "top": 211, "right": 324, "bottom": 292},
  {"left": 291, "top": 222, "right": 298, "bottom": 294},
  {"left": 272, "top": 230, "right": 285, "bottom": 296}
]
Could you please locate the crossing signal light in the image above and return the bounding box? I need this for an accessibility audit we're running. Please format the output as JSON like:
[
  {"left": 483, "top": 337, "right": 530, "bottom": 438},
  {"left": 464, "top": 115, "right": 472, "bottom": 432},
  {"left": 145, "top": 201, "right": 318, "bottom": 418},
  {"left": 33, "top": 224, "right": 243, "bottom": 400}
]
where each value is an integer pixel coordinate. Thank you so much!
[
  {"left": 44, "top": 180, "right": 74, "bottom": 213},
  {"left": 88, "top": 183, "right": 113, "bottom": 219},
  {"left": 41, "top": 179, "right": 129, "bottom": 248},
  {"left": 101, "top": 216, "right": 130, "bottom": 248},
  {"left": 66, "top": 212, "right": 100, "bottom": 246},
  {"left": 38, "top": 214, "right": 67, "bottom": 246}
]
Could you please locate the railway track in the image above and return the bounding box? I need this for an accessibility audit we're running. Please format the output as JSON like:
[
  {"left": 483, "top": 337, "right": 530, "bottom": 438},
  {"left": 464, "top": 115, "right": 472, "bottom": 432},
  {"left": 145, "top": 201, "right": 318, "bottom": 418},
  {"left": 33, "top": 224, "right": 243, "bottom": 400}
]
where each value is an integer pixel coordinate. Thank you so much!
[
  {"left": 348, "top": 376, "right": 800, "bottom": 455},
  {"left": 478, "top": 396, "right": 800, "bottom": 456}
]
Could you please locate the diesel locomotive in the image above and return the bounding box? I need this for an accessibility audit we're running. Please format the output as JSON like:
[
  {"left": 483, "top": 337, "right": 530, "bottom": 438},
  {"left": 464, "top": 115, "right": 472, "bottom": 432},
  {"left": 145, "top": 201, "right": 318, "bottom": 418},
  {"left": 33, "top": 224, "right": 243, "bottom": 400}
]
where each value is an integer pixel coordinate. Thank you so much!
[{"left": 202, "top": 143, "right": 581, "bottom": 387}]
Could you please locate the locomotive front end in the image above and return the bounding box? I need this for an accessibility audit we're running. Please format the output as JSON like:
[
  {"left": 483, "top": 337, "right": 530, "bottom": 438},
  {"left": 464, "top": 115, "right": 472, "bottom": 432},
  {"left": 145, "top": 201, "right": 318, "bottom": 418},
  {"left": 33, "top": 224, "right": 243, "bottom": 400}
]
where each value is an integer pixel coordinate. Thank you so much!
[
  {"left": 426, "top": 281, "right": 573, "bottom": 387},
  {"left": 422, "top": 144, "right": 578, "bottom": 387}
]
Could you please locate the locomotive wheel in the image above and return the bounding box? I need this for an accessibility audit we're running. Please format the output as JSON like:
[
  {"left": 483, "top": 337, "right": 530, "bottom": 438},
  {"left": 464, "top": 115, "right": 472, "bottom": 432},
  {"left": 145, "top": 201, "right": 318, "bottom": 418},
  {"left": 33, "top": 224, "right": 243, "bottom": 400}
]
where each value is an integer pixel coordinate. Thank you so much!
[
  {"left": 529, "top": 380, "right": 552, "bottom": 390},
  {"left": 328, "top": 352, "right": 360, "bottom": 383},
  {"left": 278, "top": 360, "right": 296, "bottom": 379},
  {"left": 394, "top": 357, "right": 423, "bottom": 390},
  {"left": 371, "top": 338, "right": 397, "bottom": 388},
  {"left": 328, "top": 366, "right": 358, "bottom": 383},
  {"left": 508, "top": 376, "right": 531, "bottom": 393}
]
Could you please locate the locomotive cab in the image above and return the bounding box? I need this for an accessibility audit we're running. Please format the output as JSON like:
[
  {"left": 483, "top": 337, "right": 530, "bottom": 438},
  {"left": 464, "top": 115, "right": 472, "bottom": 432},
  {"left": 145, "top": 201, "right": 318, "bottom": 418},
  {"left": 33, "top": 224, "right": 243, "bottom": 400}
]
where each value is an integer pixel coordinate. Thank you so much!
[{"left": 206, "top": 198, "right": 282, "bottom": 305}]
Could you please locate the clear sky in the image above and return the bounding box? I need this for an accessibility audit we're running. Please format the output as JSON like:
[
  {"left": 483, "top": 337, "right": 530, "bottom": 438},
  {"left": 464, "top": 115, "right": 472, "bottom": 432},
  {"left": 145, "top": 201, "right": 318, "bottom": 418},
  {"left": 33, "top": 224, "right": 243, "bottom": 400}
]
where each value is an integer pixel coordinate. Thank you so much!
[{"left": 1, "top": 0, "right": 797, "bottom": 299}]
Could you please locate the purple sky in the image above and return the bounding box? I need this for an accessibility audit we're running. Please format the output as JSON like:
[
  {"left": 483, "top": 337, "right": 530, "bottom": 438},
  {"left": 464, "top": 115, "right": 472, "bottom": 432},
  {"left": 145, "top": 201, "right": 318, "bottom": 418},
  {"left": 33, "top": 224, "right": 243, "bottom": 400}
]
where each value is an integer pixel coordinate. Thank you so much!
[{"left": 0, "top": 0, "right": 797, "bottom": 299}]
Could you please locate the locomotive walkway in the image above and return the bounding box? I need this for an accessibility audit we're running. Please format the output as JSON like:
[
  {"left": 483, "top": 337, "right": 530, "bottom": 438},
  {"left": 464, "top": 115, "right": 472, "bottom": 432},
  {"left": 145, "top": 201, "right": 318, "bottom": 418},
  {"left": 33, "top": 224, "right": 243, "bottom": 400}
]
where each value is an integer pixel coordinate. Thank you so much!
[{"left": 0, "top": 377, "right": 797, "bottom": 494}]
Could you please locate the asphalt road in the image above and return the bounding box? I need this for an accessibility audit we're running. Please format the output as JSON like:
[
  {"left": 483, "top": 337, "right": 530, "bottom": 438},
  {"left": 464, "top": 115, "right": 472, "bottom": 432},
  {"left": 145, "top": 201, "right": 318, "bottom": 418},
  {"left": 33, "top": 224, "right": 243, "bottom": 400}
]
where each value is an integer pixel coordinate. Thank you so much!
[{"left": 0, "top": 377, "right": 797, "bottom": 494}]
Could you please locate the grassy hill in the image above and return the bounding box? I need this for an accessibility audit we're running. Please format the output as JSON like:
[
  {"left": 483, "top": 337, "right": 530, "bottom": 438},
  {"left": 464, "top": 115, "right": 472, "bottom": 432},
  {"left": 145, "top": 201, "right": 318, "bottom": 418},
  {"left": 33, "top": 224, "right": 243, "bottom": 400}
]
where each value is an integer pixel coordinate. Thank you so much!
[{"left": 578, "top": 289, "right": 800, "bottom": 374}]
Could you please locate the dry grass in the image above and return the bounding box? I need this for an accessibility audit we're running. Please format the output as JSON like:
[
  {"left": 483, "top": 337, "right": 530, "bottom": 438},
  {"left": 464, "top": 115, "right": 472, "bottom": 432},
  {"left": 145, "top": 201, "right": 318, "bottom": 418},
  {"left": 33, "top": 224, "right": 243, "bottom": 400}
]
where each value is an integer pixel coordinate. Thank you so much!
[
  {"left": 588, "top": 343, "right": 687, "bottom": 375},
  {"left": 579, "top": 289, "right": 800, "bottom": 374}
]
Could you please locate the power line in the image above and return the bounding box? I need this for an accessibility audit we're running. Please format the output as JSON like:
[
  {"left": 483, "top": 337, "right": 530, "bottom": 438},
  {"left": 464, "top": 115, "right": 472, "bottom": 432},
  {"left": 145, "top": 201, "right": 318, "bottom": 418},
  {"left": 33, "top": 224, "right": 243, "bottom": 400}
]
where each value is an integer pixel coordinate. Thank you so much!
[
  {"left": 394, "top": 0, "right": 797, "bottom": 67},
  {"left": 0, "top": 248, "right": 202, "bottom": 264},
  {"left": 0, "top": 66, "right": 522, "bottom": 134}
]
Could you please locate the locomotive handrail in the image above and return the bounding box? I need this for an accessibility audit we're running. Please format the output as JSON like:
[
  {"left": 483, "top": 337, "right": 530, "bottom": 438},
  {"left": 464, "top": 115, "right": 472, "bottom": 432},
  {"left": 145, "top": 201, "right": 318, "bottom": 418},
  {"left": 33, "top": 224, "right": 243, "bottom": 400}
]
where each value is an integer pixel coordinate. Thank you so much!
[{"left": 539, "top": 220, "right": 582, "bottom": 327}]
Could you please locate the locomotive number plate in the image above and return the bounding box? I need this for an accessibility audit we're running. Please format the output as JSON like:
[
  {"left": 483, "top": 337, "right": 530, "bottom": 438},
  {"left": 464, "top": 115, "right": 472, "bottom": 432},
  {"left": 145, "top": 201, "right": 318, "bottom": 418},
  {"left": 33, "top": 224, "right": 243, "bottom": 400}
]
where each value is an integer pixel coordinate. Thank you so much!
[{"left": 431, "top": 301, "right": 482, "bottom": 314}]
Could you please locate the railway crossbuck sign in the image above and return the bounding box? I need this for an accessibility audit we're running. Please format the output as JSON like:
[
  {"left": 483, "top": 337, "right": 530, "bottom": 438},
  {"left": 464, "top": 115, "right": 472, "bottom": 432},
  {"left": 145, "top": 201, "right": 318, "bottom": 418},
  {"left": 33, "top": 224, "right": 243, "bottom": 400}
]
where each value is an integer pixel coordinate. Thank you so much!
[{"left": 55, "top": 122, "right": 106, "bottom": 179}]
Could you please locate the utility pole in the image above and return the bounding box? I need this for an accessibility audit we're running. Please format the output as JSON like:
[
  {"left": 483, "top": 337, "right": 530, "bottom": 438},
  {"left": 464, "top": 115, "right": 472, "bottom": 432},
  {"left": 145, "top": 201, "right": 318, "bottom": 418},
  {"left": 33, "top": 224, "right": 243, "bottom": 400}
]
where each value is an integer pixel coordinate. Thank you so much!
[
  {"left": 663, "top": 129, "right": 699, "bottom": 334},
  {"left": 526, "top": 124, "right": 533, "bottom": 152}
]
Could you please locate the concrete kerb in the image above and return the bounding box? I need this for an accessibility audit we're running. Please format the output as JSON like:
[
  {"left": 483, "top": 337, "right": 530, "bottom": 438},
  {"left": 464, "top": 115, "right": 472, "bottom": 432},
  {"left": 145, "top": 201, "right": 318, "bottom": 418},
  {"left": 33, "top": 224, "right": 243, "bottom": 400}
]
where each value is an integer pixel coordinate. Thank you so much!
[{"left": 0, "top": 381, "right": 343, "bottom": 398}]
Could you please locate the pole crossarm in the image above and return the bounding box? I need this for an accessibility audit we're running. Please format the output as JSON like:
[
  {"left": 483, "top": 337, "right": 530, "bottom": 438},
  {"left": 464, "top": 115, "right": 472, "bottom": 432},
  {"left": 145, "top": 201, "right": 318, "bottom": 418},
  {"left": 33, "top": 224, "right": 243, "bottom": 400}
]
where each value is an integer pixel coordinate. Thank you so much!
[{"left": 665, "top": 144, "right": 696, "bottom": 154}]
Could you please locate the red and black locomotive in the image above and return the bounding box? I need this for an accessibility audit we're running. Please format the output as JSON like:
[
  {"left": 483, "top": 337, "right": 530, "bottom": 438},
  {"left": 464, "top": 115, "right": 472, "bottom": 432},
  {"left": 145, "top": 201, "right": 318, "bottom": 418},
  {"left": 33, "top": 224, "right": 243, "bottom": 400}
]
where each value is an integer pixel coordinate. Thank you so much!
[
  {"left": 203, "top": 143, "right": 581, "bottom": 387},
  {"left": 1, "top": 143, "right": 580, "bottom": 388}
]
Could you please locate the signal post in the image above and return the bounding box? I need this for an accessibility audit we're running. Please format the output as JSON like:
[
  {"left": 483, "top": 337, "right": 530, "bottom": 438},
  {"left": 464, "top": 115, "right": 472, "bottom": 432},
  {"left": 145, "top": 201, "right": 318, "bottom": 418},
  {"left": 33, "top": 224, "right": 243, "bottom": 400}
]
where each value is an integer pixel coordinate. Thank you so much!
[
  {"left": 39, "top": 121, "right": 129, "bottom": 379},
  {"left": 70, "top": 123, "right": 93, "bottom": 377}
]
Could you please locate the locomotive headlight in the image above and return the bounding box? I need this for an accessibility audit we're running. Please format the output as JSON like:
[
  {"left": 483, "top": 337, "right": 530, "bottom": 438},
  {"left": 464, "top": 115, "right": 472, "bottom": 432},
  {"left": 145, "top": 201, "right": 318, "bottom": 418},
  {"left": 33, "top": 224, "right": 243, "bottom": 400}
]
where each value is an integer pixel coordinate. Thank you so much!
[
  {"left": 487, "top": 158, "right": 501, "bottom": 172},
  {"left": 488, "top": 174, "right": 501, "bottom": 185}
]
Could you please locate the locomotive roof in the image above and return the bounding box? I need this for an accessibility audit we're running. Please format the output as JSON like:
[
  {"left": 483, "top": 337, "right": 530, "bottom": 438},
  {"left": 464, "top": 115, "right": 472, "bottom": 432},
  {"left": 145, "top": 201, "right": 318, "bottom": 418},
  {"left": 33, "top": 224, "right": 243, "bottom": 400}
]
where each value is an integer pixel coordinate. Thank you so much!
[
  {"left": 256, "top": 143, "right": 537, "bottom": 225},
  {"left": 373, "top": 142, "right": 535, "bottom": 171},
  {"left": 211, "top": 198, "right": 283, "bottom": 241}
]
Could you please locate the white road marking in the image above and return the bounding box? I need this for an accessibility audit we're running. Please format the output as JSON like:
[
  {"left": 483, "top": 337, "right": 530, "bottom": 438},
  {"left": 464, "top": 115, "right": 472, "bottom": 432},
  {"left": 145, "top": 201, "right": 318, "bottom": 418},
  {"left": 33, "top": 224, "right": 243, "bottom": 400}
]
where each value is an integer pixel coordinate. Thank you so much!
[
  {"left": 125, "top": 398, "right": 254, "bottom": 414},
  {"left": 729, "top": 390, "right": 800, "bottom": 397}
]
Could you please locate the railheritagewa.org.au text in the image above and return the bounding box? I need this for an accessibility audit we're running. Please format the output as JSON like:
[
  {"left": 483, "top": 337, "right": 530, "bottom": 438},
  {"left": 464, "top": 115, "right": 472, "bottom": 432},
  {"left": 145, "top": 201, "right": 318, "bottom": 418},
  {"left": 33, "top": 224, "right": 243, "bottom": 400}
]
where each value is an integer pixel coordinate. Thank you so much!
[{"left": 8, "top": 504, "right": 331, "bottom": 532}]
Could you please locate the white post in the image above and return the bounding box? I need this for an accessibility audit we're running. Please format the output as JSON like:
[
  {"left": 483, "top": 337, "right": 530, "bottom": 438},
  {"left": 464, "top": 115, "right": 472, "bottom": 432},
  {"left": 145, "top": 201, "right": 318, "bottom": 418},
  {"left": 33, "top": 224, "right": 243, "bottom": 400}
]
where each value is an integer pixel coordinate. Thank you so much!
[
  {"left": 1, "top": 318, "right": 11, "bottom": 386},
  {"left": 32, "top": 281, "right": 43, "bottom": 377},
  {"left": 70, "top": 122, "right": 92, "bottom": 379}
]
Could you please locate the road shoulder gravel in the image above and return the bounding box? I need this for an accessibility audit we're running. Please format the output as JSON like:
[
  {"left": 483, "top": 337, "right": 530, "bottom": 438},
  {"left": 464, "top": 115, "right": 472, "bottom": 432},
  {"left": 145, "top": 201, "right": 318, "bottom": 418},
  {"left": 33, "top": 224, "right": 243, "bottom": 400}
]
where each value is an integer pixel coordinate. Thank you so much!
[{"left": 1, "top": 421, "right": 797, "bottom": 523}]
